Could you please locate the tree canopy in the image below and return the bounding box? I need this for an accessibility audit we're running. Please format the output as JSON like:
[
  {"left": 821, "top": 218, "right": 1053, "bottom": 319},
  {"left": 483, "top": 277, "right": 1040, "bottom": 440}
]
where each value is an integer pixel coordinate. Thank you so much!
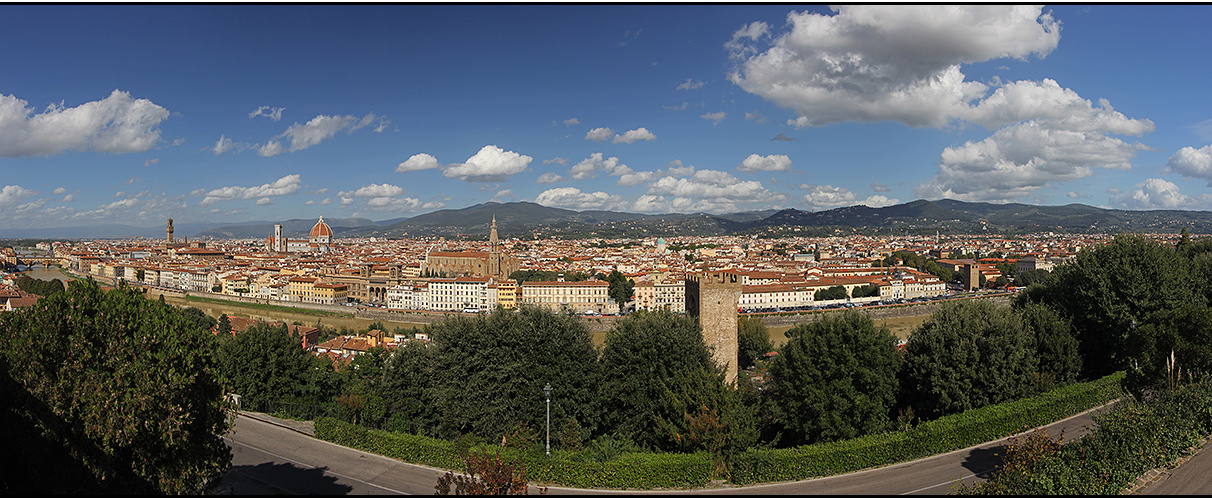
[
  {"left": 605, "top": 270, "right": 635, "bottom": 311},
  {"left": 428, "top": 305, "right": 601, "bottom": 441},
  {"left": 0, "top": 278, "right": 231, "bottom": 494},
  {"left": 901, "top": 300, "right": 1038, "bottom": 420},
  {"left": 1034, "top": 235, "right": 1201, "bottom": 378},
  {"left": 216, "top": 322, "right": 317, "bottom": 402},
  {"left": 597, "top": 309, "right": 715, "bottom": 450},
  {"left": 737, "top": 316, "right": 773, "bottom": 370},
  {"left": 768, "top": 311, "right": 900, "bottom": 445}
]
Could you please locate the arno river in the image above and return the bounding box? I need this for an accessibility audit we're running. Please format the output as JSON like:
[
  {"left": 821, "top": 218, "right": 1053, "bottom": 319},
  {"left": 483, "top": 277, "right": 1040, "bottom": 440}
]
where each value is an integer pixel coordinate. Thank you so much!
[
  {"left": 20, "top": 265, "right": 840, "bottom": 345},
  {"left": 20, "top": 265, "right": 427, "bottom": 333}
]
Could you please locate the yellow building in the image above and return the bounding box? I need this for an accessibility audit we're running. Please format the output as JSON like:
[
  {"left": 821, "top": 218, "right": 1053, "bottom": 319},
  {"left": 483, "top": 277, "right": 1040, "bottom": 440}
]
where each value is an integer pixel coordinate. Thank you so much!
[
  {"left": 313, "top": 282, "right": 349, "bottom": 305},
  {"left": 496, "top": 279, "right": 519, "bottom": 309},
  {"left": 521, "top": 280, "right": 616, "bottom": 315},
  {"left": 287, "top": 276, "right": 348, "bottom": 305}
]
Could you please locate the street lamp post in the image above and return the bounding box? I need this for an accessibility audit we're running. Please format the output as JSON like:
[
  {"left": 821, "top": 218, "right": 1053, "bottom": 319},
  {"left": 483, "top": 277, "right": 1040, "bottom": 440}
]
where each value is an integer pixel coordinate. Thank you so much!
[{"left": 543, "top": 383, "right": 552, "bottom": 458}]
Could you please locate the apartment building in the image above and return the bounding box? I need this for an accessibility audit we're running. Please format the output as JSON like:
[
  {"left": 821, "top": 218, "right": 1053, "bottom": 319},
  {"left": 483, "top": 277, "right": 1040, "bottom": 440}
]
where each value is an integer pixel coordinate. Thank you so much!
[
  {"left": 428, "top": 276, "right": 494, "bottom": 312},
  {"left": 633, "top": 280, "right": 686, "bottom": 313},
  {"left": 521, "top": 280, "right": 616, "bottom": 315}
]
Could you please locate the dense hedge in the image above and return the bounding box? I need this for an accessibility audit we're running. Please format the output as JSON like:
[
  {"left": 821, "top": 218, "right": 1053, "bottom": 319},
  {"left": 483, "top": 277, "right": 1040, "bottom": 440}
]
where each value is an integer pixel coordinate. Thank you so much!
[
  {"left": 315, "top": 417, "right": 712, "bottom": 489},
  {"left": 729, "top": 372, "right": 1124, "bottom": 484},
  {"left": 315, "top": 372, "right": 1122, "bottom": 489},
  {"left": 967, "top": 380, "right": 1212, "bottom": 495}
]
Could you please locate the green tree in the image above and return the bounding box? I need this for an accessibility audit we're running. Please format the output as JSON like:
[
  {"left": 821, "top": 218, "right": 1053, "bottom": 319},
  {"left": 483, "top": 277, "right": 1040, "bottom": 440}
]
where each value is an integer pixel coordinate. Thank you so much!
[
  {"left": 852, "top": 284, "right": 880, "bottom": 298},
  {"left": 381, "top": 341, "right": 439, "bottom": 435},
  {"left": 1016, "top": 268, "right": 1053, "bottom": 287},
  {"left": 1123, "top": 303, "right": 1212, "bottom": 396},
  {"left": 508, "top": 270, "right": 557, "bottom": 284},
  {"left": 768, "top": 311, "right": 900, "bottom": 445},
  {"left": 216, "top": 314, "right": 233, "bottom": 336},
  {"left": 1016, "top": 302, "right": 1081, "bottom": 391},
  {"left": 1037, "top": 235, "right": 1200, "bottom": 378},
  {"left": 814, "top": 285, "right": 848, "bottom": 301},
  {"left": 428, "top": 306, "right": 601, "bottom": 441},
  {"left": 606, "top": 270, "right": 635, "bottom": 311},
  {"left": 215, "top": 322, "right": 314, "bottom": 401},
  {"left": 651, "top": 365, "right": 756, "bottom": 475},
  {"left": 737, "top": 316, "right": 773, "bottom": 370},
  {"left": 15, "top": 275, "right": 65, "bottom": 296},
  {"left": 901, "top": 300, "right": 1038, "bottom": 420},
  {"left": 597, "top": 309, "right": 715, "bottom": 450},
  {"left": 178, "top": 306, "right": 217, "bottom": 335},
  {"left": 996, "top": 261, "right": 1018, "bottom": 281},
  {"left": 0, "top": 278, "right": 231, "bottom": 494}
]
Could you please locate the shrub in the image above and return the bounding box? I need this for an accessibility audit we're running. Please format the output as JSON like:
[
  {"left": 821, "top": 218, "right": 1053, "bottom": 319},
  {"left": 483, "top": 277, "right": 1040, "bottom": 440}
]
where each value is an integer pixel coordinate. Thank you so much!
[{"left": 730, "top": 372, "right": 1123, "bottom": 485}]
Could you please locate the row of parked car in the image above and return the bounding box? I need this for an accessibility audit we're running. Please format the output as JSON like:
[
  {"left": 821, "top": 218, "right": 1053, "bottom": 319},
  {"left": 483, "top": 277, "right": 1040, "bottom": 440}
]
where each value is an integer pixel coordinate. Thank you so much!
[{"left": 740, "top": 295, "right": 948, "bottom": 314}]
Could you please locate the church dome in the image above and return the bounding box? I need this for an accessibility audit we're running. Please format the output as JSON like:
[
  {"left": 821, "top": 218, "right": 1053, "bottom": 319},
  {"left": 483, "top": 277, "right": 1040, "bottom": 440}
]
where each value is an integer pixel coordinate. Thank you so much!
[{"left": 310, "top": 216, "right": 333, "bottom": 238}]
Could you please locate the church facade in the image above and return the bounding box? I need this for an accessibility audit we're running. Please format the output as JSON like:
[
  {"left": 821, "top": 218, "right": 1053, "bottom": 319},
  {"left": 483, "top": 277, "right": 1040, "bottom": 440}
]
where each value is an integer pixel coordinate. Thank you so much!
[{"left": 422, "top": 216, "right": 518, "bottom": 280}]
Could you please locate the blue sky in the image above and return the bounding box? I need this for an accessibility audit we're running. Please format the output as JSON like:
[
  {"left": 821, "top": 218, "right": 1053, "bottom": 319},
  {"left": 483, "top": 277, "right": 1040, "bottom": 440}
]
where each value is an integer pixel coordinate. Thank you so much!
[{"left": 3, "top": 5, "right": 1212, "bottom": 230}]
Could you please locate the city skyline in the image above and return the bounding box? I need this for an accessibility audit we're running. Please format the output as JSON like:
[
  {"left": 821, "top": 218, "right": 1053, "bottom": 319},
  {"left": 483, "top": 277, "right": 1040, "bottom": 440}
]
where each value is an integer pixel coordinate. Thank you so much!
[{"left": 3, "top": 5, "right": 1212, "bottom": 231}]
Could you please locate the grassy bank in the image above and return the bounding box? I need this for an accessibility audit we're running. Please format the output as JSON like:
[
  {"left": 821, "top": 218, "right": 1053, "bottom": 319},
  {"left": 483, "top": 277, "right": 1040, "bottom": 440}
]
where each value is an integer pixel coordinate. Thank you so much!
[{"left": 314, "top": 372, "right": 1124, "bottom": 490}]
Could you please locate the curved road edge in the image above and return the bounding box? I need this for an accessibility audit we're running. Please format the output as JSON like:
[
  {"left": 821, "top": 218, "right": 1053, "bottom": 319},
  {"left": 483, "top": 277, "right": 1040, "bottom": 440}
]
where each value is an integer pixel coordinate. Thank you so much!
[{"left": 220, "top": 400, "right": 1120, "bottom": 495}]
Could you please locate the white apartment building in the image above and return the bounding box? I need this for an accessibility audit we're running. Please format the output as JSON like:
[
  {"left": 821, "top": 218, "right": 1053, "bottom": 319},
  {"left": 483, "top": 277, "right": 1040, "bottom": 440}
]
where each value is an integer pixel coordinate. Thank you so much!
[
  {"left": 428, "top": 276, "right": 493, "bottom": 312},
  {"left": 738, "top": 284, "right": 815, "bottom": 310},
  {"left": 387, "top": 283, "right": 430, "bottom": 311}
]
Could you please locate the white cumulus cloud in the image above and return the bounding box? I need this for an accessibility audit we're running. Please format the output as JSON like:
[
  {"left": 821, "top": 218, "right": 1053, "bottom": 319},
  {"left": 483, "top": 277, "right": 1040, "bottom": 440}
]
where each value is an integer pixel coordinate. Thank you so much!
[
  {"left": 802, "top": 184, "right": 898, "bottom": 211},
  {"left": 730, "top": 5, "right": 1060, "bottom": 128},
  {"left": 916, "top": 121, "right": 1150, "bottom": 203},
  {"left": 613, "top": 127, "right": 656, "bottom": 144},
  {"left": 339, "top": 183, "right": 406, "bottom": 198},
  {"left": 738, "top": 154, "right": 792, "bottom": 172},
  {"left": 701, "top": 112, "right": 726, "bottom": 125},
  {"left": 0, "top": 89, "right": 170, "bottom": 157},
  {"left": 1109, "top": 178, "right": 1212, "bottom": 210},
  {"left": 0, "top": 185, "right": 38, "bottom": 207},
  {"left": 257, "top": 140, "right": 283, "bottom": 157},
  {"left": 676, "top": 79, "right": 706, "bottom": 91},
  {"left": 444, "top": 145, "right": 533, "bottom": 182},
  {"left": 537, "top": 173, "right": 565, "bottom": 184},
  {"left": 1165, "top": 145, "right": 1212, "bottom": 186},
  {"left": 585, "top": 127, "right": 615, "bottom": 142},
  {"left": 258, "top": 113, "right": 380, "bottom": 156},
  {"left": 397, "top": 153, "right": 441, "bottom": 173},
  {"left": 201, "top": 174, "right": 302, "bottom": 206},
  {"left": 535, "top": 187, "right": 629, "bottom": 211},
  {"left": 569, "top": 153, "right": 631, "bottom": 181}
]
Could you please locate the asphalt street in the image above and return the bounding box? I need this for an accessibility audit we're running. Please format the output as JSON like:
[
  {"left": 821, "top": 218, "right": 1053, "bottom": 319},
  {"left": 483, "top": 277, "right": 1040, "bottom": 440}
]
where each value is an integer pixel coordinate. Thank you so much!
[{"left": 214, "top": 402, "right": 1124, "bottom": 496}]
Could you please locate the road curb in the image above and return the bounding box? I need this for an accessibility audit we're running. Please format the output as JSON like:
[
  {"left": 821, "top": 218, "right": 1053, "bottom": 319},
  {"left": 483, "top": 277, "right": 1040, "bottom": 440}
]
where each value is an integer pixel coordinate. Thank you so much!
[
  {"left": 1121, "top": 434, "right": 1212, "bottom": 495},
  {"left": 236, "top": 411, "right": 315, "bottom": 437}
]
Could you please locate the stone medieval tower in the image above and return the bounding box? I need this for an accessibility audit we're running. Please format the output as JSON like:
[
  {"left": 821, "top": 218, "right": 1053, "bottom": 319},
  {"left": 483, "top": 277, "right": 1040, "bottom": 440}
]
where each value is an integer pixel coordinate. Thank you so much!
[
  {"left": 685, "top": 270, "right": 742, "bottom": 385},
  {"left": 166, "top": 218, "right": 174, "bottom": 244},
  {"left": 488, "top": 215, "right": 501, "bottom": 279}
]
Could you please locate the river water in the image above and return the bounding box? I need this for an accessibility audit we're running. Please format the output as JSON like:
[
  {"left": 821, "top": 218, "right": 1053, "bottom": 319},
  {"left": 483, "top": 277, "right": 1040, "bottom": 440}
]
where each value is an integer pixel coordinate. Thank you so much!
[
  {"left": 18, "top": 265, "right": 428, "bottom": 333},
  {"left": 18, "top": 265, "right": 817, "bottom": 346}
]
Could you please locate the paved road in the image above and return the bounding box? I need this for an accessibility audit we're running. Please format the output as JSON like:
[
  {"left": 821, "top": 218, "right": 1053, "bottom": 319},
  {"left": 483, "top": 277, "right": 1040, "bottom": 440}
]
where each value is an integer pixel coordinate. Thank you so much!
[
  {"left": 1136, "top": 439, "right": 1212, "bottom": 495},
  {"left": 216, "top": 403, "right": 1114, "bottom": 495},
  {"left": 213, "top": 416, "right": 447, "bottom": 495}
]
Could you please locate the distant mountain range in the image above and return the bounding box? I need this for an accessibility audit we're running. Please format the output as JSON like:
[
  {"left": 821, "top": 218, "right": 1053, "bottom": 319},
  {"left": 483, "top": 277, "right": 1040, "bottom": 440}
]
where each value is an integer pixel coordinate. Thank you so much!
[{"left": 6, "top": 200, "right": 1212, "bottom": 240}]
